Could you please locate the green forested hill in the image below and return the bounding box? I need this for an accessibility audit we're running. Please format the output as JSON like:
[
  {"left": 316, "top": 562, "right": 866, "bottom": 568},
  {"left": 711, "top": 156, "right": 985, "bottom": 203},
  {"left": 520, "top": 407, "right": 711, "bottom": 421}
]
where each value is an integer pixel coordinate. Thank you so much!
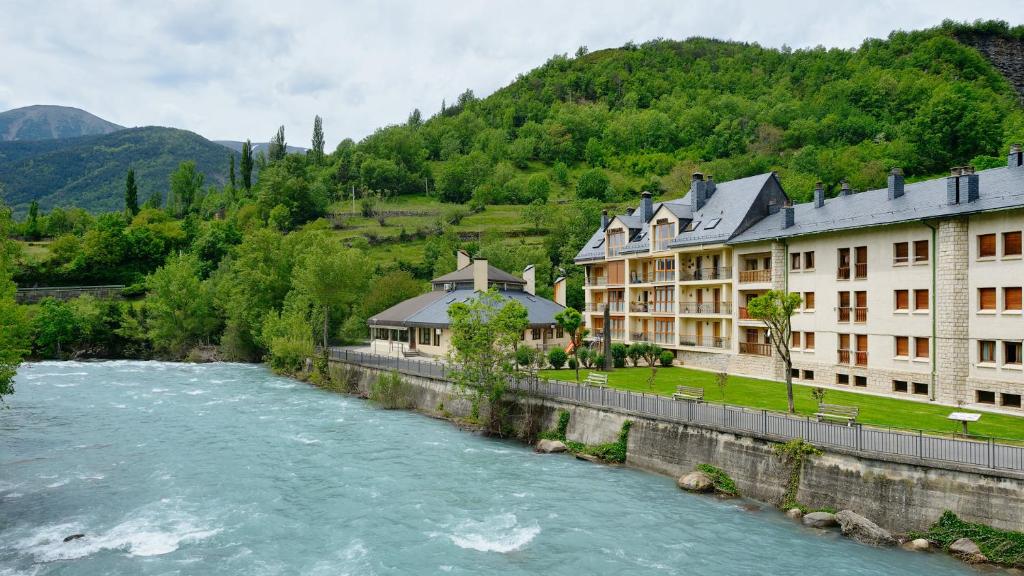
[
  {"left": 0, "top": 127, "right": 234, "bottom": 214},
  {"left": 0, "top": 105, "right": 123, "bottom": 142}
]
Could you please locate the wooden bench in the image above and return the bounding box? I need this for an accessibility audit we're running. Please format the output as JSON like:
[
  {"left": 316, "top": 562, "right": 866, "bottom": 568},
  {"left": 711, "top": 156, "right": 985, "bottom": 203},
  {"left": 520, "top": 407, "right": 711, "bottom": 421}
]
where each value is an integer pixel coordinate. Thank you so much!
[
  {"left": 672, "top": 385, "right": 704, "bottom": 402},
  {"left": 584, "top": 373, "right": 608, "bottom": 387},
  {"left": 815, "top": 403, "right": 859, "bottom": 426}
]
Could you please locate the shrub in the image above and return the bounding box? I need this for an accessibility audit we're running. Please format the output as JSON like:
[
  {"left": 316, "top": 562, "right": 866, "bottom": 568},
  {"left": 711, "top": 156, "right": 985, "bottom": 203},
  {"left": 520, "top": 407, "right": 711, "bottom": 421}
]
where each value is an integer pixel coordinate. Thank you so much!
[
  {"left": 659, "top": 350, "right": 674, "bottom": 367},
  {"left": 910, "top": 511, "right": 1024, "bottom": 567},
  {"left": 370, "top": 371, "right": 412, "bottom": 409},
  {"left": 568, "top": 357, "right": 578, "bottom": 370},
  {"left": 592, "top": 354, "right": 605, "bottom": 369},
  {"left": 696, "top": 464, "right": 739, "bottom": 496},
  {"left": 548, "top": 348, "right": 567, "bottom": 369},
  {"left": 576, "top": 168, "right": 610, "bottom": 200},
  {"left": 611, "top": 343, "right": 628, "bottom": 368},
  {"left": 578, "top": 347, "right": 593, "bottom": 368},
  {"left": 626, "top": 343, "right": 643, "bottom": 367},
  {"left": 515, "top": 345, "right": 536, "bottom": 367}
]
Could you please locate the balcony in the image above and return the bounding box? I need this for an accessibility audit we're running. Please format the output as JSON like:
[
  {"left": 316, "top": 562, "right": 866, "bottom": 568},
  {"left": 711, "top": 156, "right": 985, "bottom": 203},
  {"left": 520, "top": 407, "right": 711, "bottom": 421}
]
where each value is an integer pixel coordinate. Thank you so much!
[
  {"left": 854, "top": 307, "right": 867, "bottom": 323},
  {"left": 679, "top": 335, "right": 731, "bottom": 349},
  {"left": 585, "top": 302, "right": 625, "bottom": 313},
  {"left": 837, "top": 349, "right": 868, "bottom": 367},
  {"left": 653, "top": 271, "right": 676, "bottom": 283},
  {"left": 586, "top": 276, "right": 607, "bottom": 287},
  {"left": 679, "top": 301, "right": 732, "bottom": 315},
  {"left": 738, "top": 269, "right": 770, "bottom": 283},
  {"left": 628, "top": 302, "right": 675, "bottom": 314},
  {"left": 680, "top": 267, "right": 732, "bottom": 282},
  {"left": 739, "top": 342, "right": 772, "bottom": 356},
  {"left": 855, "top": 262, "right": 867, "bottom": 279},
  {"left": 739, "top": 306, "right": 753, "bottom": 320},
  {"left": 591, "top": 331, "right": 627, "bottom": 342},
  {"left": 836, "top": 267, "right": 850, "bottom": 280},
  {"left": 837, "top": 307, "right": 867, "bottom": 323},
  {"left": 631, "top": 331, "right": 652, "bottom": 343}
]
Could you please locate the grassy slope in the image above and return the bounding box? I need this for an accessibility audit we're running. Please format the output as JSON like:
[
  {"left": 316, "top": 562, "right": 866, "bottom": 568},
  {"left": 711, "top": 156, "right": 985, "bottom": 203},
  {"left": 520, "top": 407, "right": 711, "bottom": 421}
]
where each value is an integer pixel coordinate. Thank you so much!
[{"left": 539, "top": 366, "right": 1024, "bottom": 440}]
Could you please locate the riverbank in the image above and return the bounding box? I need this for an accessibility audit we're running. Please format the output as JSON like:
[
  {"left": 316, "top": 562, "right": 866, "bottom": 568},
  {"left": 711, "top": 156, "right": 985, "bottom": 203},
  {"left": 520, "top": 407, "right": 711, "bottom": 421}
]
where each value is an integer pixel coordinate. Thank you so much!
[{"left": 319, "top": 357, "right": 1024, "bottom": 569}]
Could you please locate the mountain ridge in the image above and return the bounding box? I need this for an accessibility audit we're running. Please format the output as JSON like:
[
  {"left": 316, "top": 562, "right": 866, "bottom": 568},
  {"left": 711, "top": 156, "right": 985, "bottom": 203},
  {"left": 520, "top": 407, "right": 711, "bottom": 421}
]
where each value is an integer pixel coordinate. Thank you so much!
[{"left": 0, "top": 105, "right": 124, "bottom": 142}]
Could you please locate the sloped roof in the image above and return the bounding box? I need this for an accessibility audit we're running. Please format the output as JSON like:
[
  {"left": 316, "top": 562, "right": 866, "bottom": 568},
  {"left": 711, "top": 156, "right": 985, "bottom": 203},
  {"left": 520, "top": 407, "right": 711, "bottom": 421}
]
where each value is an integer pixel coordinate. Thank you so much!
[
  {"left": 730, "top": 166, "right": 1024, "bottom": 244},
  {"left": 432, "top": 263, "right": 525, "bottom": 285},
  {"left": 368, "top": 289, "right": 564, "bottom": 328}
]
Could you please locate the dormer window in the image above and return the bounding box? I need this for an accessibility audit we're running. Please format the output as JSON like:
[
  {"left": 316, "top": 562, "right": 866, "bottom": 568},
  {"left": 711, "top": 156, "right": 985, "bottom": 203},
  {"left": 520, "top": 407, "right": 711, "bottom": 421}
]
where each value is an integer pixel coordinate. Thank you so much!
[
  {"left": 653, "top": 220, "right": 673, "bottom": 251},
  {"left": 607, "top": 230, "right": 625, "bottom": 257},
  {"left": 684, "top": 221, "right": 701, "bottom": 232}
]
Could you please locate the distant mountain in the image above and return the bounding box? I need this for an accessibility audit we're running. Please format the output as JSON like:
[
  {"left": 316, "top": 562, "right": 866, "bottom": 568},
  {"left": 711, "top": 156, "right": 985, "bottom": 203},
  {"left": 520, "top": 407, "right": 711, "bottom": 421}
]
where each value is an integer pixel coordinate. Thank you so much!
[
  {"left": 215, "top": 140, "right": 308, "bottom": 155},
  {"left": 0, "top": 105, "right": 124, "bottom": 142},
  {"left": 0, "top": 127, "right": 235, "bottom": 214}
]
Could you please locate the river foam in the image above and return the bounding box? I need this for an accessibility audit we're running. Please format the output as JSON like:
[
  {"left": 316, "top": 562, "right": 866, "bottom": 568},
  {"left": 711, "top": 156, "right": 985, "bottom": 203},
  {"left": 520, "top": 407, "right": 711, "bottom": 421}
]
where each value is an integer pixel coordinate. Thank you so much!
[{"left": 446, "top": 513, "right": 541, "bottom": 553}]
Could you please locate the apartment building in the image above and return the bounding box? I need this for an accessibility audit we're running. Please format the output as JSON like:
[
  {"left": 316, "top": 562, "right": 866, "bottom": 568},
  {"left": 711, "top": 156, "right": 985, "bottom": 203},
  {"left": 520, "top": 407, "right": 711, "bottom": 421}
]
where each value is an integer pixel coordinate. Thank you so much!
[{"left": 576, "top": 145, "right": 1024, "bottom": 411}]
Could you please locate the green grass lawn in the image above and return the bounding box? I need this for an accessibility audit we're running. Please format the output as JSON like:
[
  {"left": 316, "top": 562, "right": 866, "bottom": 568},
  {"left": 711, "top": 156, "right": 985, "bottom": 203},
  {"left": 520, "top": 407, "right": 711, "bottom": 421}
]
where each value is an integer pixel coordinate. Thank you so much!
[{"left": 538, "top": 366, "right": 1024, "bottom": 441}]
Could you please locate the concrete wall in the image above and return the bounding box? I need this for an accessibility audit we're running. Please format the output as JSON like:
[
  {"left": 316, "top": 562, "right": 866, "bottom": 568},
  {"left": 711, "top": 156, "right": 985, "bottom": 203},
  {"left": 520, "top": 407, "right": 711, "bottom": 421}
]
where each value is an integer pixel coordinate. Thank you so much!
[{"left": 335, "top": 361, "right": 1024, "bottom": 534}]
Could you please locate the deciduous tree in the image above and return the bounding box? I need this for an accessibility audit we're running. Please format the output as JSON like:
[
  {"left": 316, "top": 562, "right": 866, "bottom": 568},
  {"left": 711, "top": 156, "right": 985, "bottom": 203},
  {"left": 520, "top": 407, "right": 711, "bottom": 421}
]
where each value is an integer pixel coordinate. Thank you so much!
[{"left": 747, "top": 289, "right": 803, "bottom": 413}]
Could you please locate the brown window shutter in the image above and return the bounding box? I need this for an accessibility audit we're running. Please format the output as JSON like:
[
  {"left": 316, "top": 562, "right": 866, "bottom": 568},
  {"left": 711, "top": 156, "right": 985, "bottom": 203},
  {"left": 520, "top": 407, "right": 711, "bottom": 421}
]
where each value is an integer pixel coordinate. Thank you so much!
[
  {"left": 804, "top": 332, "right": 815, "bottom": 350},
  {"left": 914, "top": 240, "right": 929, "bottom": 261},
  {"left": 979, "top": 234, "right": 996, "bottom": 258},
  {"left": 895, "top": 290, "right": 908, "bottom": 310},
  {"left": 915, "top": 289, "right": 929, "bottom": 310},
  {"left": 915, "top": 337, "right": 929, "bottom": 358},
  {"left": 805, "top": 292, "right": 815, "bottom": 309},
  {"left": 896, "top": 336, "right": 909, "bottom": 356},
  {"left": 979, "top": 287, "right": 997, "bottom": 310},
  {"left": 1005, "top": 232, "right": 1022, "bottom": 256},
  {"left": 791, "top": 331, "right": 801, "bottom": 347},
  {"left": 894, "top": 242, "right": 908, "bottom": 262},
  {"left": 1006, "top": 287, "right": 1022, "bottom": 311}
]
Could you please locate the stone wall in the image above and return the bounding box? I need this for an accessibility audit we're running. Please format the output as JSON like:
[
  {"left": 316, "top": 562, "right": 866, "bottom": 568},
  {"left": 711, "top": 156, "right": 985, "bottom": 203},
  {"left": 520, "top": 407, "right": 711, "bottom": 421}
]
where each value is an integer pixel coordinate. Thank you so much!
[
  {"left": 935, "top": 218, "right": 970, "bottom": 405},
  {"left": 332, "top": 360, "right": 1024, "bottom": 533}
]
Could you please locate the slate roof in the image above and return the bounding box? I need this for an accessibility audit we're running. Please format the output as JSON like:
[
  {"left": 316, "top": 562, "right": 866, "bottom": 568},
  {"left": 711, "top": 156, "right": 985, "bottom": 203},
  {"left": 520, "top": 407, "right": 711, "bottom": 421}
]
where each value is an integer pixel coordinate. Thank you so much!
[
  {"left": 730, "top": 166, "right": 1024, "bottom": 244},
  {"left": 367, "top": 289, "right": 565, "bottom": 328},
  {"left": 431, "top": 263, "right": 525, "bottom": 285}
]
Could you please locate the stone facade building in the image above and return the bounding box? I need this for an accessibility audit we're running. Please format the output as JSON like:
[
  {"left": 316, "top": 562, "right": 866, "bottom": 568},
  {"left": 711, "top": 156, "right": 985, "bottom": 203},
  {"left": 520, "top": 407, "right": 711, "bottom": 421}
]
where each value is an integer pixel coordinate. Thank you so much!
[{"left": 576, "top": 145, "right": 1024, "bottom": 412}]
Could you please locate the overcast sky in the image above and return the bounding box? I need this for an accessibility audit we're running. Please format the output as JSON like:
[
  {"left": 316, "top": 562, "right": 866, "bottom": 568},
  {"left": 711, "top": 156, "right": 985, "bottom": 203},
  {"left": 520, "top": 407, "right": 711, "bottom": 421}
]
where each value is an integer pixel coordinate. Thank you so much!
[{"left": 1, "top": 1, "right": 1019, "bottom": 147}]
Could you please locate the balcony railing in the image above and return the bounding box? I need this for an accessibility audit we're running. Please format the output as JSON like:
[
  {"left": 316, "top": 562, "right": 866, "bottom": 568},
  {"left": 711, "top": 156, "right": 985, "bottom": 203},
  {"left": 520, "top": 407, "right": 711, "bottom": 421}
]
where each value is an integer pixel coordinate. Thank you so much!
[
  {"left": 679, "top": 302, "right": 732, "bottom": 315},
  {"left": 739, "top": 342, "right": 772, "bottom": 356},
  {"left": 653, "top": 271, "right": 676, "bottom": 283},
  {"left": 837, "top": 349, "right": 868, "bottom": 366},
  {"left": 738, "top": 269, "right": 770, "bottom": 283},
  {"left": 739, "top": 306, "right": 752, "bottom": 320},
  {"left": 631, "top": 332, "right": 652, "bottom": 342},
  {"left": 680, "top": 267, "right": 732, "bottom": 281},
  {"left": 679, "top": 335, "right": 731, "bottom": 349},
  {"left": 585, "top": 302, "right": 625, "bottom": 313},
  {"left": 855, "top": 262, "right": 867, "bottom": 279},
  {"left": 837, "top": 267, "right": 850, "bottom": 280},
  {"left": 837, "top": 307, "right": 850, "bottom": 322},
  {"left": 838, "top": 307, "right": 868, "bottom": 323},
  {"left": 586, "top": 276, "right": 607, "bottom": 286},
  {"left": 629, "top": 302, "right": 674, "bottom": 314},
  {"left": 629, "top": 273, "right": 653, "bottom": 284},
  {"left": 854, "top": 307, "right": 867, "bottom": 323}
]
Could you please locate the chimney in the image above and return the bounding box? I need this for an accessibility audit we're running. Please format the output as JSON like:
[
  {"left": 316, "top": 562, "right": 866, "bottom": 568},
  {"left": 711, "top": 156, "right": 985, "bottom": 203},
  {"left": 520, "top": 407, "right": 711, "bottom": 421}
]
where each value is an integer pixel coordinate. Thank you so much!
[
  {"left": 1010, "top": 143, "right": 1023, "bottom": 168},
  {"left": 523, "top": 265, "right": 536, "bottom": 295},
  {"left": 640, "top": 191, "right": 653, "bottom": 222},
  {"left": 473, "top": 259, "right": 488, "bottom": 292},
  {"left": 705, "top": 175, "right": 716, "bottom": 198},
  {"left": 887, "top": 168, "right": 904, "bottom": 200},
  {"left": 553, "top": 276, "right": 566, "bottom": 306},
  {"left": 601, "top": 209, "right": 609, "bottom": 231},
  {"left": 947, "top": 167, "right": 963, "bottom": 204},
  {"left": 782, "top": 202, "right": 795, "bottom": 229},
  {"left": 690, "top": 172, "right": 708, "bottom": 211},
  {"left": 839, "top": 180, "right": 852, "bottom": 197},
  {"left": 961, "top": 165, "right": 979, "bottom": 203},
  {"left": 457, "top": 249, "right": 471, "bottom": 270},
  {"left": 813, "top": 181, "right": 825, "bottom": 208}
]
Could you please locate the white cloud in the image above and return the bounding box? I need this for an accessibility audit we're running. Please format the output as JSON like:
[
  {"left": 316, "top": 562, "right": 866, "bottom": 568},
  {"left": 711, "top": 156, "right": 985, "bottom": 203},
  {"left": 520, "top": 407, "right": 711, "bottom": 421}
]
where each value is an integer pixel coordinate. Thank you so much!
[{"left": 0, "top": 0, "right": 1018, "bottom": 147}]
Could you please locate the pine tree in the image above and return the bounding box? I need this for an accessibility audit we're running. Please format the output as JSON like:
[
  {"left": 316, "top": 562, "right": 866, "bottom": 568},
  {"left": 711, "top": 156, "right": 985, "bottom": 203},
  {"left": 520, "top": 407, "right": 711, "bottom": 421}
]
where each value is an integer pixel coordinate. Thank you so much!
[
  {"left": 268, "top": 126, "right": 287, "bottom": 162},
  {"left": 311, "top": 115, "right": 325, "bottom": 165},
  {"left": 229, "top": 154, "right": 236, "bottom": 189},
  {"left": 407, "top": 108, "right": 422, "bottom": 127},
  {"left": 124, "top": 168, "right": 139, "bottom": 217},
  {"left": 240, "top": 139, "right": 254, "bottom": 190}
]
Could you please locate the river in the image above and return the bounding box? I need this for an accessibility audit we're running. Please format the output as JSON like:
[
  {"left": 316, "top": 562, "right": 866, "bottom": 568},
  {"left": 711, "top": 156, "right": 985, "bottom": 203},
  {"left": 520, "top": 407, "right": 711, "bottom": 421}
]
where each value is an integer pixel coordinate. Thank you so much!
[{"left": 0, "top": 361, "right": 976, "bottom": 575}]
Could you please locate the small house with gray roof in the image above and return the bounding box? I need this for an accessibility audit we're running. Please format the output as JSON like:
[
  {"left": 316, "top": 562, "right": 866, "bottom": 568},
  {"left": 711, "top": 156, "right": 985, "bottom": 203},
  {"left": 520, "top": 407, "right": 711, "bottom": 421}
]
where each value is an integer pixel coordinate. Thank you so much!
[{"left": 368, "top": 251, "right": 568, "bottom": 358}]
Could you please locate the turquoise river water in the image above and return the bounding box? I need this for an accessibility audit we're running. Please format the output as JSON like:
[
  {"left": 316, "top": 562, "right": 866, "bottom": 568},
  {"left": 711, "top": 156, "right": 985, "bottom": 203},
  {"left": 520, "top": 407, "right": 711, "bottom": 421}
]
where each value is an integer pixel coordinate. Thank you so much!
[{"left": 1, "top": 361, "right": 978, "bottom": 575}]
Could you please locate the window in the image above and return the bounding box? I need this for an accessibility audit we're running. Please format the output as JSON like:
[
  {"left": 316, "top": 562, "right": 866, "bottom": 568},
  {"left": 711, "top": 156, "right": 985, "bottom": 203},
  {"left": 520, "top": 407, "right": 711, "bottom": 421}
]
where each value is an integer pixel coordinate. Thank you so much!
[
  {"left": 791, "top": 331, "right": 802, "bottom": 348},
  {"left": 803, "top": 292, "right": 815, "bottom": 310},
  {"left": 895, "top": 290, "right": 909, "bottom": 311},
  {"left": 912, "top": 382, "right": 929, "bottom": 396},
  {"left": 556, "top": 326, "right": 564, "bottom": 339},
  {"left": 804, "top": 252, "right": 815, "bottom": 269},
  {"left": 979, "top": 287, "right": 997, "bottom": 311},
  {"left": 791, "top": 253, "right": 801, "bottom": 271},
  {"left": 705, "top": 218, "right": 721, "bottom": 230},
  {"left": 854, "top": 375, "right": 867, "bottom": 387},
  {"left": 804, "top": 332, "right": 815, "bottom": 350},
  {"left": 914, "top": 337, "right": 930, "bottom": 359},
  {"left": 979, "top": 340, "right": 996, "bottom": 363},
  {"left": 855, "top": 246, "right": 867, "bottom": 278},
  {"left": 791, "top": 368, "right": 801, "bottom": 378},
  {"left": 1002, "top": 393, "right": 1022, "bottom": 408},
  {"left": 914, "top": 289, "right": 929, "bottom": 311},
  {"left": 837, "top": 248, "right": 850, "bottom": 279},
  {"left": 1004, "top": 231, "right": 1022, "bottom": 257},
  {"left": 1005, "top": 287, "right": 1022, "bottom": 312},
  {"left": 419, "top": 327, "right": 431, "bottom": 345},
  {"left": 433, "top": 330, "right": 441, "bottom": 346},
  {"left": 607, "top": 230, "right": 625, "bottom": 257},
  {"left": 913, "top": 240, "right": 929, "bottom": 262},
  {"left": 836, "top": 373, "right": 849, "bottom": 385},
  {"left": 977, "top": 390, "right": 996, "bottom": 404},
  {"left": 978, "top": 233, "right": 996, "bottom": 258},
  {"left": 653, "top": 221, "right": 674, "bottom": 251},
  {"left": 895, "top": 336, "right": 909, "bottom": 357},
  {"left": 684, "top": 221, "right": 701, "bottom": 232},
  {"left": 1006, "top": 341, "right": 1023, "bottom": 365},
  {"left": 893, "top": 242, "right": 909, "bottom": 264},
  {"left": 802, "top": 370, "right": 815, "bottom": 381},
  {"left": 653, "top": 319, "right": 674, "bottom": 345},
  {"left": 531, "top": 328, "right": 541, "bottom": 340},
  {"left": 838, "top": 291, "right": 851, "bottom": 322},
  {"left": 893, "top": 380, "right": 908, "bottom": 393}
]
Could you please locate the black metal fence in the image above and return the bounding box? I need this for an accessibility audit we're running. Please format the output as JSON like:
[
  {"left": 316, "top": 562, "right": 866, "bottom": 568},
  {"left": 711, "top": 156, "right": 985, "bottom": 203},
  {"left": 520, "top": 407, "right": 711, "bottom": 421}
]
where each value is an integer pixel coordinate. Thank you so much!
[{"left": 325, "top": 347, "right": 1024, "bottom": 473}]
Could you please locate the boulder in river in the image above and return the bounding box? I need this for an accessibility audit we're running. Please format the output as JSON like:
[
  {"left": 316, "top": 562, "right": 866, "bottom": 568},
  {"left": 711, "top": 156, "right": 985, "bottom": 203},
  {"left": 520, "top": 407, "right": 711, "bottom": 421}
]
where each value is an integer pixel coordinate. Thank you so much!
[
  {"left": 676, "top": 471, "right": 714, "bottom": 493},
  {"left": 535, "top": 439, "right": 567, "bottom": 453},
  {"left": 835, "top": 510, "right": 895, "bottom": 546},
  {"left": 949, "top": 538, "right": 987, "bottom": 563},
  {"left": 63, "top": 534, "right": 85, "bottom": 543},
  {"left": 785, "top": 508, "right": 804, "bottom": 521},
  {"left": 901, "top": 538, "right": 930, "bottom": 552},
  {"left": 802, "top": 511, "right": 837, "bottom": 528}
]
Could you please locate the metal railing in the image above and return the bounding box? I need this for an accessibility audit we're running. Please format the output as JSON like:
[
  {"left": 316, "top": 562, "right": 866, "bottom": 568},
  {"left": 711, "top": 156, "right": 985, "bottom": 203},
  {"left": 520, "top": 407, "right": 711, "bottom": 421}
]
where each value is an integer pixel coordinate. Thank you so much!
[
  {"left": 679, "top": 302, "right": 732, "bottom": 315},
  {"left": 738, "top": 269, "right": 770, "bottom": 283},
  {"left": 679, "top": 335, "right": 730, "bottom": 349},
  {"left": 325, "top": 347, "right": 1024, "bottom": 473},
  {"left": 15, "top": 284, "right": 126, "bottom": 303},
  {"left": 585, "top": 302, "right": 625, "bottom": 313},
  {"left": 586, "top": 276, "right": 608, "bottom": 286},
  {"left": 681, "top": 267, "right": 732, "bottom": 281}
]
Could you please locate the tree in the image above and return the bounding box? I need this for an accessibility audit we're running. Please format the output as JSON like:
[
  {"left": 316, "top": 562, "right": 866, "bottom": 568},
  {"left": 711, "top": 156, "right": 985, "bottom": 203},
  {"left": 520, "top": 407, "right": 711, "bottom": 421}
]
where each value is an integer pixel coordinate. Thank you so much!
[
  {"left": 747, "top": 289, "right": 803, "bottom": 413},
  {"left": 0, "top": 208, "right": 28, "bottom": 401},
  {"left": 31, "top": 298, "right": 79, "bottom": 358},
  {"left": 269, "top": 125, "right": 287, "bottom": 162},
  {"left": 229, "top": 154, "right": 236, "bottom": 190},
  {"left": 25, "top": 200, "right": 40, "bottom": 240},
  {"left": 124, "top": 168, "right": 139, "bottom": 217},
  {"left": 168, "top": 161, "right": 204, "bottom": 218},
  {"left": 576, "top": 168, "right": 610, "bottom": 200},
  {"left": 310, "top": 115, "right": 325, "bottom": 165},
  {"left": 240, "top": 139, "right": 254, "bottom": 190},
  {"left": 554, "top": 307, "right": 586, "bottom": 382},
  {"left": 407, "top": 108, "right": 422, "bottom": 127},
  {"left": 447, "top": 289, "right": 529, "bottom": 434},
  {"left": 145, "top": 253, "right": 218, "bottom": 357},
  {"left": 291, "top": 236, "right": 370, "bottom": 348}
]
